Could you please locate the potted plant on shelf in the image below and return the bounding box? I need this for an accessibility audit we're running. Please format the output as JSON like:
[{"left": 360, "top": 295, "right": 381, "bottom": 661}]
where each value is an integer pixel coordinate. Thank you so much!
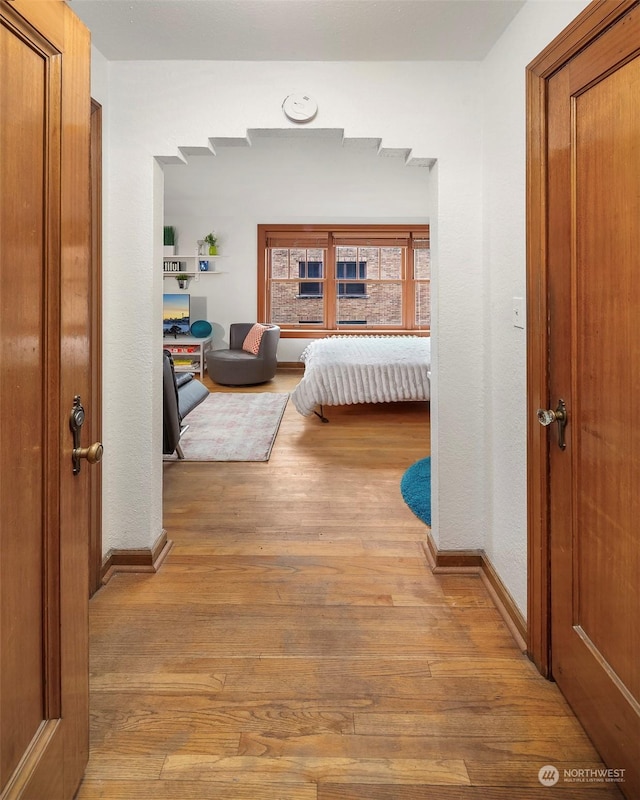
[
  {"left": 175, "top": 273, "right": 190, "bottom": 289},
  {"left": 204, "top": 232, "right": 218, "bottom": 255},
  {"left": 164, "top": 225, "right": 177, "bottom": 256}
]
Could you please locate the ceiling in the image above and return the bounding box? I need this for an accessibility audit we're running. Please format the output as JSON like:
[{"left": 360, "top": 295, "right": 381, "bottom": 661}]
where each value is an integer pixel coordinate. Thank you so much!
[{"left": 71, "top": 0, "right": 526, "bottom": 61}]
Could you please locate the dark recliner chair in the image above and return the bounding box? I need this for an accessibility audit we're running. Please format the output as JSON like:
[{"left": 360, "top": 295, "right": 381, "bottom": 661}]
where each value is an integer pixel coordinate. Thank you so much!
[
  {"left": 205, "top": 323, "right": 280, "bottom": 386},
  {"left": 163, "top": 349, "right": 209, "bottom": 458}
]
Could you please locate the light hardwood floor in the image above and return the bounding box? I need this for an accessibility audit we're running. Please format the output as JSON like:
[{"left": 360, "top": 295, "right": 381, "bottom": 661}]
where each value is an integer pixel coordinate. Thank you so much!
[{"left": 78, "top": 371, "right": 622, "bottom": 799}]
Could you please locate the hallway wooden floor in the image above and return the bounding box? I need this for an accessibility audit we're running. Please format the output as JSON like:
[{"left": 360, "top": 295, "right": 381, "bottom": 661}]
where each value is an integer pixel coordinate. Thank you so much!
[{"left": 77, "top": 372, "right": 623, "bottom": 799}]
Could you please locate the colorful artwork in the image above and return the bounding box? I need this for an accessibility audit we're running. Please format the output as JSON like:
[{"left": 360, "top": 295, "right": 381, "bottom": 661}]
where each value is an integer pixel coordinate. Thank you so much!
[{"left": 163, "top": 293, "right": 190, "bottom": 336}]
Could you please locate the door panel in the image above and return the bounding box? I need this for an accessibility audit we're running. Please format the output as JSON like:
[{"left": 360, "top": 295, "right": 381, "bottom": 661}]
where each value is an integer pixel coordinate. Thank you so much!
[
  {"left": 574, "top": 58, "right": 639, "bottom": 701},
  {"left": 0, "top": 21, "right": 49, "bottom": 784},
  {"left": 544, "top": 5, "right": 640, "bottom": 798},
  {"left": 0, "top": 2, "right": 91, "bottom": 798}
]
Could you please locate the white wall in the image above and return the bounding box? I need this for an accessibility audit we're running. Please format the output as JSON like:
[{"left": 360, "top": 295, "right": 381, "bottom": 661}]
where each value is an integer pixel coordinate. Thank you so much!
[
  {"left": 90, "top": 45, "right": 109, "bottom": 103},
  {"left": 163, "top": 133, "right": 432, "bottom": 361},
  {"left": 481, "top": 1, "right": 589, "bottom": 612},
  {"left": 96, "top": 1, "right": 588, "bottom": 619},
  {"left": 102, "top": 59, "right": 486, "bottom": 559}
]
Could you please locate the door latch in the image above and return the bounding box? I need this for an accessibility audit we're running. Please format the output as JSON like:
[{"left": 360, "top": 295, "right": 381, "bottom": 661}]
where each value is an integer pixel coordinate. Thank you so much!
[
  {"left": 69, "top": 395, "right": 104, "bottom": 475},
  {"left": 537, "top": 398, "right": 568, "bottom": 450}
]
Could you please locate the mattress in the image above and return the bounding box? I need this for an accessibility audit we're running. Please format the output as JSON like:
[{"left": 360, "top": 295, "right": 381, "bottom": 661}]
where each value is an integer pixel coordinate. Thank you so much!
[{"left": 291, "top": 335, "right": 431, "bottom": 416}]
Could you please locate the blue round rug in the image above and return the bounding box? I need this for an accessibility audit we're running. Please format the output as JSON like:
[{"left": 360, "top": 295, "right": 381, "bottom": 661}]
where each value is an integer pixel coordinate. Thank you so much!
[{"left": 400, "top": 456, "right": 431, "bottom": 526}]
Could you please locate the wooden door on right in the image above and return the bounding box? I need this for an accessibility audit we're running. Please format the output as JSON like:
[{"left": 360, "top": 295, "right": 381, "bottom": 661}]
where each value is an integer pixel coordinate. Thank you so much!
[{"left": 539, "top": 4, "right": 640, "bottom": 798}]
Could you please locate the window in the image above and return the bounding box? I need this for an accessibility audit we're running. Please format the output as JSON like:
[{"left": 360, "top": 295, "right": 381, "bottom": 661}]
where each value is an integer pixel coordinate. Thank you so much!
[
  {"left": 298, "top": 260, "right": 323, "bottom": 297},
  {"left": 258, "top": 224, "right": 430, "bottom": 336},
  {"left": 299, "top": 260, "right": 367, "bottom": 298},
  {"left": 337, "top": 261, "right": 367, "bottom": 297}
]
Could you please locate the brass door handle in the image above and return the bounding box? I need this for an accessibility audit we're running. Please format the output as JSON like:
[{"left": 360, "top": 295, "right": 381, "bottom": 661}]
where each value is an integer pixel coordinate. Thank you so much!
[
  {"left": 69, "top": 395, "right": 103, "bottom": 474},
  {"left": 537, "top": 399, "right": 567, "bottom": 450},
  {"left": 73, "top": 442, "right": 104, "bottom": 465}
]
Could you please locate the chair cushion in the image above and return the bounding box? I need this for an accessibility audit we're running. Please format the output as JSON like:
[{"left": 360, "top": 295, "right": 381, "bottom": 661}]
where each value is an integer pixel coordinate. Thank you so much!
[
  {"left": 210, "top": 349, "right": 258, "bottom": 363},
  {"left": 178, "top": 377, "right": 209, "bottom": 418},
  {"left": 242, "top": 323, "right": 271, "bottom": 354}
]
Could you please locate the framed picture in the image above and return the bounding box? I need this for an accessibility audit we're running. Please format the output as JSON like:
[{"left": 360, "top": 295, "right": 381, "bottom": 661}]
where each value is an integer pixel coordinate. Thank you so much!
[{"left": 163, "top": 293, "right": 190, "bottom": 336}]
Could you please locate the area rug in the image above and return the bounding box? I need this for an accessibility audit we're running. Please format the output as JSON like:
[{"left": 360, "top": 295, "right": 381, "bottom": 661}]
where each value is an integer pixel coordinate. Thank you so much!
[
  {"left": 400, "top": 456, "right": 431, "bottom": 526},
  {"left": 168, "top": 392, "right": 289, "bottom": 462}
]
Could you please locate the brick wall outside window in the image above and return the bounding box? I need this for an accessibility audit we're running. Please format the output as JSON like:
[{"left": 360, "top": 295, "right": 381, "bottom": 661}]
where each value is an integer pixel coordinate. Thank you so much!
[{"left": 260, "top": 225, "right": 430, "bottom": 333}]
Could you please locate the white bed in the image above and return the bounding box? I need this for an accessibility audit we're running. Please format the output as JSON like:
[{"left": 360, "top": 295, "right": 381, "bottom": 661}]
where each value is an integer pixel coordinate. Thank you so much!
[{"left": 291, "top": 335, "right": 431, "bottom": 419}]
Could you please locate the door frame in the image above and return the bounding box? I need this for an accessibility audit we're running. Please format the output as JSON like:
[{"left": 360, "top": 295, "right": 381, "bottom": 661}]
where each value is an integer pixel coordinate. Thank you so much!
[
  {"left": 89, "top": 98, "right": 103, "bottom": 597},
  {"left": 525, "top": 0, "right": 637, "bottom": 677}
]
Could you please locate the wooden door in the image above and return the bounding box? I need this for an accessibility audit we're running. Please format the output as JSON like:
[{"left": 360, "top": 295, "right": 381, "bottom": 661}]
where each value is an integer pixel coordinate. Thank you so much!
[
  {"left": 0, "top": 2, "right": 92, "bottom": 798},
  {"left": 527, "top": 2, "right": 640, "bottom": 798}
]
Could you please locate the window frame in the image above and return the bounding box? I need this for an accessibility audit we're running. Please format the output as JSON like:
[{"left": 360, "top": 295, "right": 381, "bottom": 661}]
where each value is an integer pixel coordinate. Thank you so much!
[{"left": 258, "top": 224, "right": 430, "bottom": 338}]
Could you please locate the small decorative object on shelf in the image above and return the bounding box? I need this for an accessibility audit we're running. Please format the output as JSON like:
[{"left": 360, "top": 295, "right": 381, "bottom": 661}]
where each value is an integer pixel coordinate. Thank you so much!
[
  {"left": 164, "top": 260, "right": 184, "bottom": 272},
  {"left": 204, "top": 231, "right": 218, "bottom": 255},
  {"left": 199, "top": 260, "right": 209, "bottom": 272},
  {"left": 197, "top": 239, "right": 206, "bottom": 256},
  {"left": 164, "top": 225, "right": 176, "bottom": 256},
  {"left": 175, "top": 273, "right": 190, "bottom": 289},
  {"left": 190, "top": 320, "right": 213, "bottom": 338}
]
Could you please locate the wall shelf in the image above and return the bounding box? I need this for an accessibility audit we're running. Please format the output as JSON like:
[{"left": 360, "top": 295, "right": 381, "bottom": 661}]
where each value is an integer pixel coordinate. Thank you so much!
[
  {"left": 163, "top": 271, "right": 227, "bottom": 277},
  {"left": 163, "top": 252, "right": 228, "bottom": 277}
]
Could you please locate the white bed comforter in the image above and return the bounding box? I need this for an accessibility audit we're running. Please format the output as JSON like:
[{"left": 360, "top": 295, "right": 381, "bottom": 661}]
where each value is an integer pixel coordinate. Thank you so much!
[{"left": 291, "top": 335, "right": 431, "bottom": 416}]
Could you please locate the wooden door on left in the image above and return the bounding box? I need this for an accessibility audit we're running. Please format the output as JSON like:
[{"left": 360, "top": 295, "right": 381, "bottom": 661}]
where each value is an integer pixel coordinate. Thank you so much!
[{"left": 0, "top": 2, "right": 93, "bottom": 798}]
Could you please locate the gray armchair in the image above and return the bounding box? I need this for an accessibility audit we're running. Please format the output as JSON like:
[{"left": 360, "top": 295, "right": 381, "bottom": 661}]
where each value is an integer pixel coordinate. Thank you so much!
[
  {"left": 205, "top": 323, "right": 280, "bottom": 386},
  {"left": 163, "top": 349, "right": 209, "bottom": 458}
]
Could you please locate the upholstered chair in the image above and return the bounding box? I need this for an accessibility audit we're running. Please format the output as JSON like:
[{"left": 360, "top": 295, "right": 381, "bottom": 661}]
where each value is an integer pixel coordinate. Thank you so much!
[
  {"left": 205, "top": 323, "right": 280, "bottom": 386},
  {"left": 162, "top": 349, "right": 209, "bottom": 457}
]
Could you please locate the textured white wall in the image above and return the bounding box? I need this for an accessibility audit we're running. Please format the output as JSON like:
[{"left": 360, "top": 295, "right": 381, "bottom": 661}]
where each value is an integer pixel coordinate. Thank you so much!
[
  {"left": 163, "top": 133, "right": 432, "bottom": 361},
  {"left": 101, "top": 59, "right": 485, "bottom": 557},
  {"left": 481, "top": 1, "right": 589, "bottom": 612},
  {"left": 93, "top": 47, "right": 166, "bottom": 553}
]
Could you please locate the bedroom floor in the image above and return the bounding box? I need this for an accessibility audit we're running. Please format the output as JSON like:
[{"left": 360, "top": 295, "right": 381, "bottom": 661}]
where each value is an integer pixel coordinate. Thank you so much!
[{"left": 78, "top": 370, "right": 622, "bottom": 799}]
